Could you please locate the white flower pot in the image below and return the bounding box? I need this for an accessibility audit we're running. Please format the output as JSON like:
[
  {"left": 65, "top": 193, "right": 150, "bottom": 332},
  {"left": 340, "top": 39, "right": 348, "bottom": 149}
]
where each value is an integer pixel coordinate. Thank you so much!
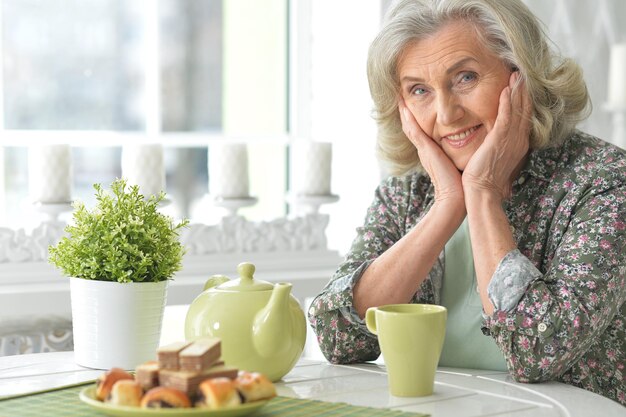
[{"left": 70, "top": 277, "right": 168, "bottom": 370}]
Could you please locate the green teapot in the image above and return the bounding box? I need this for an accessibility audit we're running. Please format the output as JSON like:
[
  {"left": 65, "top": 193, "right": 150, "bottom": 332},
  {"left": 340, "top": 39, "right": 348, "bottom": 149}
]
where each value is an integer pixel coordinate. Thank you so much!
[{"left": 184, "top": 262, "right": 307, "bottom": 382}]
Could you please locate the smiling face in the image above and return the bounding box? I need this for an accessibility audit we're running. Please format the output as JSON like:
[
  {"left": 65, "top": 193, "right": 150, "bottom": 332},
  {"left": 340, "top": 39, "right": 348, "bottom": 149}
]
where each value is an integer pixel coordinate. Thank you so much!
[{"left": 398, "top": 20, "right": 512, "bottom": 171}]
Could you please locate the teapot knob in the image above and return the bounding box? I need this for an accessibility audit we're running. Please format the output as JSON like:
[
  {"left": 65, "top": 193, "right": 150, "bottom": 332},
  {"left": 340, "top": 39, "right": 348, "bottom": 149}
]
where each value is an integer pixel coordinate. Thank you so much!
[{"left": 237, "top": 262, "right": 256, "bottom": 283}]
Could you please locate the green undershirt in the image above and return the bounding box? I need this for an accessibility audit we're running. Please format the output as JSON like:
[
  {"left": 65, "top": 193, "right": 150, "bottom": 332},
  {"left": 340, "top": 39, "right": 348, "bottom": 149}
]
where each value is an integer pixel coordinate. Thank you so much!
[{"left": 439, "top": 218, "right": 507, "bottom": 371}]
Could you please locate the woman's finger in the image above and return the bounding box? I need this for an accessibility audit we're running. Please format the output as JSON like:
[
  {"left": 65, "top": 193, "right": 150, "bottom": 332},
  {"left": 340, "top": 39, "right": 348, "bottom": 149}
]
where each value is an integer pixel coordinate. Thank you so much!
[
  {"left": 398, "top": 99, "right": 429, "bottom": 148},
  {"left": 517, "top": 77, "right": 532, "bottom": 137},
  {"left": 509, "top": 73, "right": 532, "bottom": 155},
  {"left": 510, "top": 73, "right": 524, "bottom": 121},
  {"left": 490, "top": 84, "right": 512, "bottom": 140}
]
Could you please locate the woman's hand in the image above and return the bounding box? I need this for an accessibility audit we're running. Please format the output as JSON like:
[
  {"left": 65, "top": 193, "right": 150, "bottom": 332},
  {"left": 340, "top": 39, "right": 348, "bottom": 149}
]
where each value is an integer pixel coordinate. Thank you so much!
[
  {"left": 399, "top": 99, "right": 464, "bottom": 208},
  {"left": 462, "top": 71, "right": 532, "bottom": 201}
]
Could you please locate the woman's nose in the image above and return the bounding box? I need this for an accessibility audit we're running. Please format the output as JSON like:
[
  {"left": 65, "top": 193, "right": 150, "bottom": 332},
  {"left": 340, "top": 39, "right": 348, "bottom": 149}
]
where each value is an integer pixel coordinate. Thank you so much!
[{"left": 435, "top": 93, "right": 464, "bottom": 126}]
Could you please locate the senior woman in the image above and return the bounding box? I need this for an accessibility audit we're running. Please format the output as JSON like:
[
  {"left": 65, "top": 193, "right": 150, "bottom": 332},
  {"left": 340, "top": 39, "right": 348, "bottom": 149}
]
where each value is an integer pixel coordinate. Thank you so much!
[{"left": 308, "top": 0, "right": 625, "bottom": 405}]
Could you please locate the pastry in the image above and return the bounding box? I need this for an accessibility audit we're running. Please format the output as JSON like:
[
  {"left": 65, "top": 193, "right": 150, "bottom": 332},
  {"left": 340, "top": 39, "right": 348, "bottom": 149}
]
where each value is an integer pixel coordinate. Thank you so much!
[
  {"left": 106, "top": 379, "right": 143, "bottom": 407},
  {"left": 135, "top": 360, "right": 160, "bottom": 390},
  {"left": 159, "top": 364, "right": 238, "bottom": 396},
  {"left": 95, "top": 368, "right": 134, "bottom": 401},
  {"left": 196, "top": 377, "right": 241, "bottom": 409},
  {"left": 140, "top": 386, "right": 192, "bottom": 409},
  {"left": 179, "top": 337, "right": 221, "bottom": 372},
  {"left": 234, "top": 371, "right": 277, "bottom": 402},
  {"left": 157, "top": 341, "right": 192, "bottom": 370}
]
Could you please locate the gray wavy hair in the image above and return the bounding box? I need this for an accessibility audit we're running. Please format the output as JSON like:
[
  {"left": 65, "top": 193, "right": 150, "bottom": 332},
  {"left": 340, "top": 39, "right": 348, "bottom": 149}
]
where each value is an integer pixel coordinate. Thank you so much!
[{"left": 368, "top": 0, "right": 591, "bottom": 175}]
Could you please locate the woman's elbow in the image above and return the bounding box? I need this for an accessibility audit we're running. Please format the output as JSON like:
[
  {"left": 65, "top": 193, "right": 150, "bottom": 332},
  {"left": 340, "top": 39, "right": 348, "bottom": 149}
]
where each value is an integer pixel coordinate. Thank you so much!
[
  {"left": 323, "top": 350, "right": 353, "bottom": 365},
  {"left": 505, "top": 357, "right": 563, "bottom": 384},
  {"left": 316, "top": 336, "right": 365, "bottom": 365},
  {"left": 508, "top": 369, "right": 546, "bottom": 384},
  {"left": 314, "top": 331, "right": 380, "bottom": 365}
]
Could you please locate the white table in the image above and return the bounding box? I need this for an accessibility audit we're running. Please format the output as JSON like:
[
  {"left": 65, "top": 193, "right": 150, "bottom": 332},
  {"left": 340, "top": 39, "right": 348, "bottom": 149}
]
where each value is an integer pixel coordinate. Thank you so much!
[{"left": 0, "top": 352, "right": 623, "bottom": 416}]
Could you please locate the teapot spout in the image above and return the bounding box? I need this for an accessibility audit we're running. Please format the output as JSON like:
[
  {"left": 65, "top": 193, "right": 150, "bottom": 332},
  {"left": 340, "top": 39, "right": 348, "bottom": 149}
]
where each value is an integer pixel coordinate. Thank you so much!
[{"left": 252, "top": 283, "right": 293, "bottom": 358}]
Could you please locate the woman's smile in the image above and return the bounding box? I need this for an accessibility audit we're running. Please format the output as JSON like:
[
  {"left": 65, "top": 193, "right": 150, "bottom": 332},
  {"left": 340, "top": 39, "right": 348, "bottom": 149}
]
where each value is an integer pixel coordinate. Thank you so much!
[{"left": 441, "top": 125, "right": 482, "bottom": 149}]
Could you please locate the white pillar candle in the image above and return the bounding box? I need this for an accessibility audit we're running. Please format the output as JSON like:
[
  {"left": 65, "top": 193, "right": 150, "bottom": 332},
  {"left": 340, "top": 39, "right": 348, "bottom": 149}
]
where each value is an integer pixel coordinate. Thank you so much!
[
  {"left": 208, "top": 143, "right": 250, "bottom": 198},
  {"left": 608, "top": 43, "right": 626, "bottom": 109},
  {"left": 291, "top": 141, "right": 332, "bottom": 196},
  {"left": 28, "top": 145, "right": 73, "bottom": 203},
  {"left": 121, "top": 144, "right": 165, "bottom": 197}
]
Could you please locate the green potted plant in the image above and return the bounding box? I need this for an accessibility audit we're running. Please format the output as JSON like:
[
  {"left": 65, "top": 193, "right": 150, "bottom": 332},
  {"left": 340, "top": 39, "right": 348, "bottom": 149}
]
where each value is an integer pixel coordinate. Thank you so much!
[{"left": 49, "top": 178, "right": 189, "bottom": 369}]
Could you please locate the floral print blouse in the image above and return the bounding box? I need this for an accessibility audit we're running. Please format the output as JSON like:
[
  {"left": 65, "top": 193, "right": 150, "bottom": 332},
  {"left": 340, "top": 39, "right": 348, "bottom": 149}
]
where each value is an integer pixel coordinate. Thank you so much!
[{"left": 308, "top": 131, "right": 626, "bottom": 405}]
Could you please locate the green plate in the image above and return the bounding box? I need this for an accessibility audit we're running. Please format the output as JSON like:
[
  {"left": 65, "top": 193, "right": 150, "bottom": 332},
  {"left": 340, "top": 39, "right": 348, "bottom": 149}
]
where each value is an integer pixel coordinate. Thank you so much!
[{"left": 79, "top": 387, "right": 269, "bottom": 417}]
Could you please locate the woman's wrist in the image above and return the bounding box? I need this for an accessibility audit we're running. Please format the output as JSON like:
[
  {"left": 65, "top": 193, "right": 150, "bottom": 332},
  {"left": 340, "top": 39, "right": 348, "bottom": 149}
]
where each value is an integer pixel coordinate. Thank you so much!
[
  {"left": 463, "top": 185, "right": 504, "bottom": 210},
  {"left": 431, "top": 193, "right": 466, "bottom": 218}
]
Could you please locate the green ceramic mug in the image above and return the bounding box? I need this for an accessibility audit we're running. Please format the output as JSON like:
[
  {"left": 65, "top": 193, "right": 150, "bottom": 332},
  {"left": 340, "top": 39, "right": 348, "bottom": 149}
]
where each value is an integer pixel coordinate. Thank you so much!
[{"left": 366, "top": 304, "right": 447, "bottom": 397}]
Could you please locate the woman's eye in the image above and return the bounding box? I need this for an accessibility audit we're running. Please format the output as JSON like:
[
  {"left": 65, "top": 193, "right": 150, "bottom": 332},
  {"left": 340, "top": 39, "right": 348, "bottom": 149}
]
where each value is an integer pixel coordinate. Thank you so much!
[
  {"left": 411, "top": 86, "right": 427, "bottom": 96},
  {"left": 459, "top": 72, "right": 477, "bottom": 83}
]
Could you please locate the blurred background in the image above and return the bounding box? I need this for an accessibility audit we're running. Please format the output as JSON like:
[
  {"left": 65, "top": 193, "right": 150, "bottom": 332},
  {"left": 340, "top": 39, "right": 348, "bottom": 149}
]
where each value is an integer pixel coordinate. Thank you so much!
[{"left": 1, "top": 0, "right": 625, "bottom": 255}]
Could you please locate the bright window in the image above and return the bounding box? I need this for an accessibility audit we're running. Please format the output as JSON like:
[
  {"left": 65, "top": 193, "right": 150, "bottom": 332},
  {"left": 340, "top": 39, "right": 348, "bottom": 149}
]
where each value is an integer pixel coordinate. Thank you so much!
[{"left": 0, "top": 0, "right": 287, "bottom": 228}]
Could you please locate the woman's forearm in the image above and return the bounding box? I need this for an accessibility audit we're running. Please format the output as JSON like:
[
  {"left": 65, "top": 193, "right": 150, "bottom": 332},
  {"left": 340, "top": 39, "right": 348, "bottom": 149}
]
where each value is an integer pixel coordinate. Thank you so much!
[
  {"left": 353, "top": 199, "right": 465, "bottom": 318},
  {"left": 465, "top": 190, "right": 517, "bottom": 315}
]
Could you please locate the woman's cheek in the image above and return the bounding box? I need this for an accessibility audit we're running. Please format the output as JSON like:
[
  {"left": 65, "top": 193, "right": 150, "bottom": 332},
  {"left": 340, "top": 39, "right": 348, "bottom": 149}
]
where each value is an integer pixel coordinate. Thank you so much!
[{"left": 409, "top": 105, "right": 434, "bottom": 138}]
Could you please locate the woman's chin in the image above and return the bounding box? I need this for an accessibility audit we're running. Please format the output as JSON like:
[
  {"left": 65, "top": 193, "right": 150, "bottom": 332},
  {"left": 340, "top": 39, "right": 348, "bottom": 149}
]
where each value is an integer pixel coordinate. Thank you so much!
[
  {"left": 451, "top": 157, "right": 470, "bottom": 172},
  {"left": 446, "top": 147, "right": 480, "bottom": 172}
]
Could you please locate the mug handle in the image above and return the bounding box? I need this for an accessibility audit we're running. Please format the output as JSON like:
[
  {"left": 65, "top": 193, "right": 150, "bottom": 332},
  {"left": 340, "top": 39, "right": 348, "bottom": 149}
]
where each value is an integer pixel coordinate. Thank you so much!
[{"left": 365, "top": 307, "right": 378, "bottom": 335}]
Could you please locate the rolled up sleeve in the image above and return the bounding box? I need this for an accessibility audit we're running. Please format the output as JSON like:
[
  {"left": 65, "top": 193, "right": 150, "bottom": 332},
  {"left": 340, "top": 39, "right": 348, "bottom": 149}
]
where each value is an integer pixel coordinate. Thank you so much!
[{"left": 487, "top": 249, "right": 542, "bottom": 312}]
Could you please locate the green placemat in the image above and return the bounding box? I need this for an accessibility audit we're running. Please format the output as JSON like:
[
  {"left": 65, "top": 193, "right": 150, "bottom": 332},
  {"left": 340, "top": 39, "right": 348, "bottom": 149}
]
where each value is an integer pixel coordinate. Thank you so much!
[
  {"left": 0, "top": 384, "right": 428, "bottom": 417},
  {"left": 258, "top": 397, "right": 426, "bottom": 416}
]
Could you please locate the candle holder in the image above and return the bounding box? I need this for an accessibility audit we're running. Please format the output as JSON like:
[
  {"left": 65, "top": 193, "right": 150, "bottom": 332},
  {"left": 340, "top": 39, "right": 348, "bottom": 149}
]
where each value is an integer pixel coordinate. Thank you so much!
[
  {"left": 287, "top": 194, "right": 339, "bottom": 216},
  {"left": 208, "top": 195, "right": 258, "bottom": 217},
  {"left": 33, "top": 201, "right": 74, "bottom": 223}
]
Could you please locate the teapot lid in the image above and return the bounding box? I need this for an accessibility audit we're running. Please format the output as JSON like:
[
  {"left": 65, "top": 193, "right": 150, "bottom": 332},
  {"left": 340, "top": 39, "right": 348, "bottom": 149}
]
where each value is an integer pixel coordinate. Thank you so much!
[{"left": 216, "top": 262, "right": 274, "bottom": 292}]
